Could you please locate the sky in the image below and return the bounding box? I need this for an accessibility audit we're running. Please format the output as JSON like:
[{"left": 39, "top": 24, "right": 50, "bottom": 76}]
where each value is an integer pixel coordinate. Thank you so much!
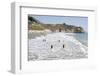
[{"left": 31, "top": 15, "right": 88, "bottom": 32}]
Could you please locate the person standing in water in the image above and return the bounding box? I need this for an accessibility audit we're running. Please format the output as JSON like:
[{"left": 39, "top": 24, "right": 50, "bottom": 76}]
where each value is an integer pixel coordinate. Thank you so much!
[
  {"left": 63, "top": 44, "right": 65, "bottom": 48},
  {"left": 51, "top": 45, "right": 53, "bottom": 49}
]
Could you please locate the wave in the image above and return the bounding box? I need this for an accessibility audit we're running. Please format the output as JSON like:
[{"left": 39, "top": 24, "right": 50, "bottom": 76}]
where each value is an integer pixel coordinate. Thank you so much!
[{"left": 28, "top": 32, "right": 88, "bottom": 61}]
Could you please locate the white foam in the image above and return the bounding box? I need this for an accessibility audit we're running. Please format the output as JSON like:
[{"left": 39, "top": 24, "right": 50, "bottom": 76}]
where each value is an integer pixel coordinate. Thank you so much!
[{"left": 28, "top": 32, "right": 88, "bottom": 60}]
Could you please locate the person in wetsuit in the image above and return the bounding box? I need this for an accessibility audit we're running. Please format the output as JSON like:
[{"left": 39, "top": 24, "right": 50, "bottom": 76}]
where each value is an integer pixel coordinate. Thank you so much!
[
  {"left": 63, "top": 44, "right": 65, "bottom": 48},
  {"left": 51, "top": 45, "right": 53, "bottom": 49}
]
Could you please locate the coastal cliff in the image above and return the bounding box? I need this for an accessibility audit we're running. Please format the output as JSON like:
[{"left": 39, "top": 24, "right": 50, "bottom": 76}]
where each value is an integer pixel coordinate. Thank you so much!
[{"left": 28, "top": 16, "right": 84, "bottom": 33}]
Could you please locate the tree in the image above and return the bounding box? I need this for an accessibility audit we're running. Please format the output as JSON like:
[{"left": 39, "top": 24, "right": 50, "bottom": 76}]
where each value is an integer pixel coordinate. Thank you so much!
[{"left": 28, "top": 16, "right": 34, "bottom": 22}]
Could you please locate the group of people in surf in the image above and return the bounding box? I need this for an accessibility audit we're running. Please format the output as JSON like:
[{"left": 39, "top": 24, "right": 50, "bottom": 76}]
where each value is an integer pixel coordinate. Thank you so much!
[{"left": 43, "top": 39, "right": 65, "bottom": 49}]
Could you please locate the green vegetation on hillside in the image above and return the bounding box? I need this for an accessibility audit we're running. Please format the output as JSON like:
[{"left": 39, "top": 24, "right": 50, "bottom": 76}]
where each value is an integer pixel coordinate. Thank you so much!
[
  {"left": 28, "top": 16, "right": 85, "bottom": 32},
  {"left": 29, "top": 23, "right": 45, "bottom": 30}
]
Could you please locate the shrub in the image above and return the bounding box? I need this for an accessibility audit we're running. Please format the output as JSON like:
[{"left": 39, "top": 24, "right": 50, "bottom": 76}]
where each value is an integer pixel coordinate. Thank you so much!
[{"left": 31, "top": 24, "right": 45, "bottom": 30}]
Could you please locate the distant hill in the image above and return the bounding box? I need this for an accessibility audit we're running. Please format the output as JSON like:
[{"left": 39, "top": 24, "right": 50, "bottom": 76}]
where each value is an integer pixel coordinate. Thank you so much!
[{"left": 28, "top": 16, "right": 84, "bottom": 33}]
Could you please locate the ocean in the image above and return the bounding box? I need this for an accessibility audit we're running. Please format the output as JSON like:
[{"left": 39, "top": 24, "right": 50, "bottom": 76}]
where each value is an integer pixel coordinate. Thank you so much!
[
  {"left": 29, "top": 32, "right": 88, "bottom": 46},
  {"left": 66, "top": 33, "right": 88, "bottom": 46},
  {"left": 28, "top": 32, "right": 88, "bottom": 60}
]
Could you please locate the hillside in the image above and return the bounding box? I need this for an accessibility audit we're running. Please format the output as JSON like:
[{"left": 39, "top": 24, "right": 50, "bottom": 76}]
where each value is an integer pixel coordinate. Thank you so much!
[{"left": 28, "top": 16, "right": 84, "bottom": 33}]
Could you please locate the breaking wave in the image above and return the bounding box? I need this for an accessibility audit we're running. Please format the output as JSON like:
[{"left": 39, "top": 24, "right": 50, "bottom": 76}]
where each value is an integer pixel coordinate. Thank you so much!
[{"left": 28, "top": 32, "right": 88, "bottom": 61}]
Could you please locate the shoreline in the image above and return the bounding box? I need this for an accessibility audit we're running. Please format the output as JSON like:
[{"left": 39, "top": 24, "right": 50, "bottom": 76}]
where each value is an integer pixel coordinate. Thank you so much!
[{"left": 28, "top": 30, "right": 86, "bottom": 33}]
